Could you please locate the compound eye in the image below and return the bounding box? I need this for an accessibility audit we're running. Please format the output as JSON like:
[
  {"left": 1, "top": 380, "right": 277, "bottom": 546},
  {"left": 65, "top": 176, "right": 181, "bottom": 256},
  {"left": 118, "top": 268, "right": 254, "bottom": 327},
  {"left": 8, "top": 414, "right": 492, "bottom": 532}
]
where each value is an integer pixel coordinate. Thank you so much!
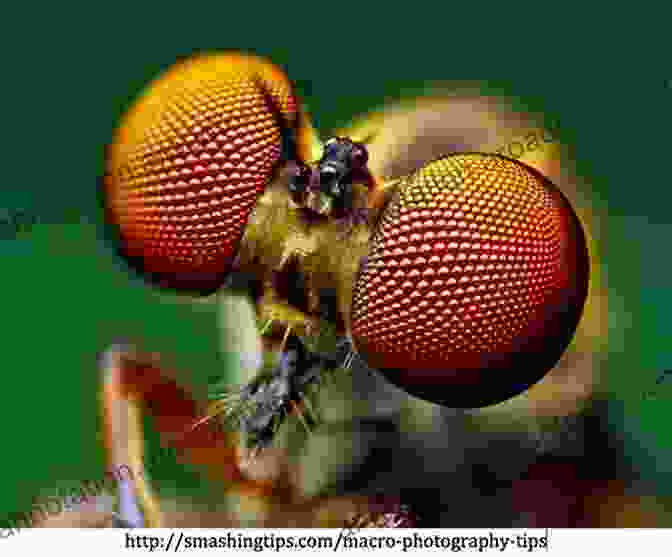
[
  {"left": 104, "top": 53, "right": 298, "bottom": 294},
  {"left": 351, "top": 154, "right": 589, "bottom": 409}
]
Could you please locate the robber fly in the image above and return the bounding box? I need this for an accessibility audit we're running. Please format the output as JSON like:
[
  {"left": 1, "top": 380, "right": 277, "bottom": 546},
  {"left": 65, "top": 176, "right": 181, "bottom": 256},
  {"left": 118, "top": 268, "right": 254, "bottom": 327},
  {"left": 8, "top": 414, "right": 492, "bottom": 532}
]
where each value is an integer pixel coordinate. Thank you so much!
[{"left": 95, "top": 52, "right": 600, "bottom": 529}]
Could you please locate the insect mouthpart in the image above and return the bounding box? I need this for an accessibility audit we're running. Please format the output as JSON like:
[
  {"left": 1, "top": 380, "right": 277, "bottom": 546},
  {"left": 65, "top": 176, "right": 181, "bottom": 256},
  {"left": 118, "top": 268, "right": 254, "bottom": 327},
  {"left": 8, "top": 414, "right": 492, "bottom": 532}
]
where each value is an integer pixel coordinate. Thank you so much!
[{"left": 287, "top": 137, "right": 371, "bottom": 218}]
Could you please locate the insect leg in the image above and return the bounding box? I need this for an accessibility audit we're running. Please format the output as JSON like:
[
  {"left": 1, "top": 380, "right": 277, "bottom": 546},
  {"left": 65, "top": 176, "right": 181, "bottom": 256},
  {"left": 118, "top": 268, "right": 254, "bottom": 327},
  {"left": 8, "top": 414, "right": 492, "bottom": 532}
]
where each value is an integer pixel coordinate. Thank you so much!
[{"left": 100, "top": 343, "right": 273, "bottom": 527}]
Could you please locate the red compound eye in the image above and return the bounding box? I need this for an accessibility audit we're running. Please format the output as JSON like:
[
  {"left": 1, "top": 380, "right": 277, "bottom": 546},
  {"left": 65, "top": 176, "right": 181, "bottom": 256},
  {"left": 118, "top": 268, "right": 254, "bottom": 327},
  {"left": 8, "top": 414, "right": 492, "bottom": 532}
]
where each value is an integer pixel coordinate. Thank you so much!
[
  {"left": 104, "top": 53, "right": 298, "bottom": 293},
  {"left": 351, "top": 153, "right": 589, "bottom": 408}
]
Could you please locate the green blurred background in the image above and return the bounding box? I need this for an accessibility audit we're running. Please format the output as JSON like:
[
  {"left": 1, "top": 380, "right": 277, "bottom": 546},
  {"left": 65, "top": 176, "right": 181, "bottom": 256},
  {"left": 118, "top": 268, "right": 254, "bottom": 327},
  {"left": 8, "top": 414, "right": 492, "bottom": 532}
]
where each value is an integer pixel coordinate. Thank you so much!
[{"left": 1, "top": 2, "right": 671, "bottom": 523}]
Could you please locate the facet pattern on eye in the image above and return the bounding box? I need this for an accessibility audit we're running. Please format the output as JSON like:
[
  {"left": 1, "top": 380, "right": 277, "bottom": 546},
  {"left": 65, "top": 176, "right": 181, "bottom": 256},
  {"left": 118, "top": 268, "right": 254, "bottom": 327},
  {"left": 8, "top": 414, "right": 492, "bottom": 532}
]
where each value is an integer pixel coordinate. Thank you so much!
[
  {"left": 350, "top": 153, "right": 586, "bottom": 407},
  {"left": 105, "top": 54, "right": 297, "bottom": 292}
]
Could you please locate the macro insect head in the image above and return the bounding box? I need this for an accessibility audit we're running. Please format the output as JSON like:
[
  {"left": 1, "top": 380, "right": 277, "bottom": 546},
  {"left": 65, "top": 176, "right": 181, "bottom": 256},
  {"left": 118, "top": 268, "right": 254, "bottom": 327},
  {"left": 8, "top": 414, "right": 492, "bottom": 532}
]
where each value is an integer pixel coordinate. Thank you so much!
[{"left": 99, "top": 51, "right": 591, "bottom": 528}]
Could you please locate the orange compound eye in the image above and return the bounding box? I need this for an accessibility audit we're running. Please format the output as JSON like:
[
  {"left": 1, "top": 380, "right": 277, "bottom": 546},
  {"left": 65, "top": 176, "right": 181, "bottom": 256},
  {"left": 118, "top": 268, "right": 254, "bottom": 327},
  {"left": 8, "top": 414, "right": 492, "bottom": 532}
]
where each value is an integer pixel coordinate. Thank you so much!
[
  {"left": 351, "top": 153, "right": 589, "bottom": 408},
  {"left": 104, "top": 53, "right": 300, "bottom": 293}
]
